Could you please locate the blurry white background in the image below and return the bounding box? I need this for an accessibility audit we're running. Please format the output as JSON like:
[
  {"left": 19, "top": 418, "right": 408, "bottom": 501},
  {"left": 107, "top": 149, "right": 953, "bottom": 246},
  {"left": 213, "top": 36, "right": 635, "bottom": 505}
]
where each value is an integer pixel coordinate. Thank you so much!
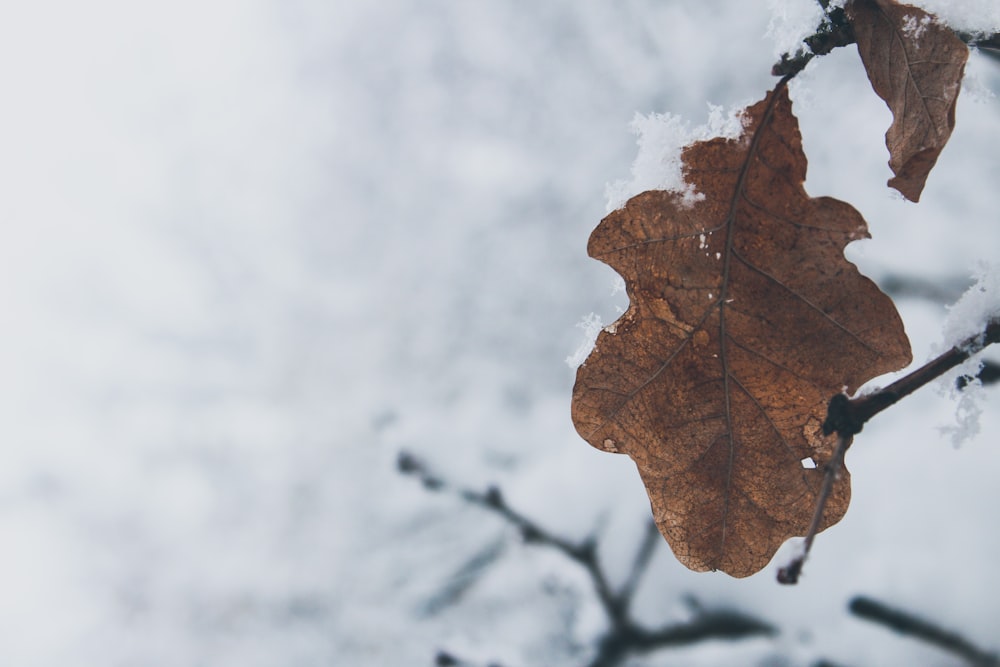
[{"left": 0, "top": 1, "right": 997, "bottom": 665}]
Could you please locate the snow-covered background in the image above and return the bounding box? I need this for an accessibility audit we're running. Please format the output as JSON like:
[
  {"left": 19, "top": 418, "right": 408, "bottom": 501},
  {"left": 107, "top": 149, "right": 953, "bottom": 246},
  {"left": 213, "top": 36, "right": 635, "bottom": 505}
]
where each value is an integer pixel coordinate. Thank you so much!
[{"left": 0, "top": 0, "right": 997, "bottom": 665}]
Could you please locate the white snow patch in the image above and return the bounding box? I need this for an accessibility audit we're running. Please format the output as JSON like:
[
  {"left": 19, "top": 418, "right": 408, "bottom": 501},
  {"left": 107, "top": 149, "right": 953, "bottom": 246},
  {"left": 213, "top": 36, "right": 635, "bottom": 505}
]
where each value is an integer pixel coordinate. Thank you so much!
[
  {"left": 900, "top": 13, "right": 934, "bottom": 41},
  {"left": 939, "top": 262, "right": 1000, "bottom": 349},
  {"left": 609, "top": 274, "right": 626, "bottom": 297},
  {"left": 934, "top": 262, "right": 1000, "bottom": 445},
  {"left": 962, "top": 50, "right": 996, "bottom": 104},
  {"left": 566, "top": 313, "right": 605, "bottom": 369},
  {"left": 907, "top": 0, "right": 1000, "bottom": 34},
  {"left": 605, "top": 103, "right": 748, "bottom": 212},
  {"left": 938, "top": 377, "right": 985, "bottom": 447},
  {"left": 765, "top": 0, "right": 825, "bottom": 60}
]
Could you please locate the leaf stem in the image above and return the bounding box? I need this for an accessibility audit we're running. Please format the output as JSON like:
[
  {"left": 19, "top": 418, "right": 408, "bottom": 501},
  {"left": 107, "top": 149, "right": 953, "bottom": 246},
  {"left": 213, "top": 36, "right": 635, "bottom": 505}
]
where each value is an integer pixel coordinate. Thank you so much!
[{"left": 777, "top": 433, "right": 851, "bottom": 585}]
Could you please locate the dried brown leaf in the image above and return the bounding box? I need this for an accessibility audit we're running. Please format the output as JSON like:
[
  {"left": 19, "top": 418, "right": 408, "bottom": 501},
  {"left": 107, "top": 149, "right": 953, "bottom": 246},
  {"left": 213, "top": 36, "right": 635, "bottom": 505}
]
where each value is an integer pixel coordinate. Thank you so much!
[
  {"left": 571, "top": 85, "right": 912, "bottom": 578},
  {"left": 848, "top": 0, "right": 968, "bottom": 202}
]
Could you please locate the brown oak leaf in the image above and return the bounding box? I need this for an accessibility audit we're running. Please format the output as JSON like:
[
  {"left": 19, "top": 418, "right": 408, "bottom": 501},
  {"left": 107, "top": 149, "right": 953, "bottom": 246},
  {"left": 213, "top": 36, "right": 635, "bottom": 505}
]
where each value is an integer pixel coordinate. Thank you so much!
[
  {"left": 571, "top": 84, "right": 912, "bottom": 578},
  {"left": 848, "top": 0, "right": 968, "bottom": 202}
]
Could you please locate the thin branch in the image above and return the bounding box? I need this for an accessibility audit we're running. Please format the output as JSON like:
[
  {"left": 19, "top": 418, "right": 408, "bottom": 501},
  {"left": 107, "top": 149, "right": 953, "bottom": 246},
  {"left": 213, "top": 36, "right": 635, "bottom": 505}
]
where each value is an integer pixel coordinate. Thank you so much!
[
  {"left": 616, "top": 519, "right": 661, "bottom": 609},
  {"left": 584, "top": 605, "right": 775, "bottom": 667},
  {"left": 636, "top": 609, "right": 777, "bottom": 649},
  {"left": 776, "top": 434, "right": 851, "bottom": 585},
  {"left": 824, "top": 317, "right": 1000, "bottom": 439},
  {"left": 849, "top": 596, "right": 1000, "bottom": 667},
  {"left": 398, "top": 452, "right": 775, "bottom": 667},
  {"left": 397, "top": 451, "right": 614, "bottom": 607}
]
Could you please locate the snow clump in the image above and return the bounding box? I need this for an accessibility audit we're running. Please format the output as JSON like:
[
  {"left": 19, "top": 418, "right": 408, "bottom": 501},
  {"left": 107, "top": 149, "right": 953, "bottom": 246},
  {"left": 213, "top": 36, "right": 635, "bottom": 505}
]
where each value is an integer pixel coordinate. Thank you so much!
[
  {"left": 605, "top": 103, "right": 747, "bottom": 212},
  {"left": 935, "top": 262, "right": 1000, "bottom": 446},
  {"left": 566, "top": 313, "right": 605, "bottom": 369}
]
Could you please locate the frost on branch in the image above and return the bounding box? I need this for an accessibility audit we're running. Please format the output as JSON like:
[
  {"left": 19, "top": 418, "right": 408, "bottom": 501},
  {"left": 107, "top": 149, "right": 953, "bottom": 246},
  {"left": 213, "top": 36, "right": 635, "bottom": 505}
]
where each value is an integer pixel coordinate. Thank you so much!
[
  {"left": 571, "top": 82, "right": 911, "bottom": 578},
  {"left": 941, "top": 262, "right": 1000, "bottom": 348},
  {"left": 936, "top": 263, "right": 1000, "bottom": 445}
]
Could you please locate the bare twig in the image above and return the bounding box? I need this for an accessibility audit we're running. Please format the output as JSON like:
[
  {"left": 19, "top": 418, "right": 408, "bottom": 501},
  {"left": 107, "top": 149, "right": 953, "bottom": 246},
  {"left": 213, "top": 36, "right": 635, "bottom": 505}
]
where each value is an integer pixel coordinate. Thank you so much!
[
  {"left": 398, "top": 452, "right": 775, "bottom": 667},
  {"left": 616, "top": 519, "right": 661, "bottom": 607},
  {"left": 582, "top": 598, "right": 775, "bottom": 667},
  {"left": 777, "top": 434, "right": 852, "bottom": 585},
  {"left": 397, "top": 451, "right": 619, "bottom": 616},
  {"left": 435, "top": 650, "right": 505, "bottom": 667},
  {"left": 849, "top": 596, "right": 1000, "bottom": 667}
]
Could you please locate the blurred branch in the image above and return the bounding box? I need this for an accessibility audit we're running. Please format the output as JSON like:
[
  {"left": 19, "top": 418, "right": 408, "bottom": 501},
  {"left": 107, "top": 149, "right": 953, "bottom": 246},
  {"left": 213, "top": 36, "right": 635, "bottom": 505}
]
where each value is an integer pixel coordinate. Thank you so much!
[
  {"left": 880, "top": 272, "right": 972, "bottom": 304},
  {"left": 434, "top": 650, "right": 504, "bottom": 667},
  {"left": 398, "top": 451, "right": 775, "bottom": 667},
  {"left": 420, "top": 538, "right": 507, "bottom": 617},
  {"left": 849, "top": 596, "right": 1000, "bottom": 667},
  {"left": 616, "top": 519, "right": 660, "bottom": 605},
  {"left": 397, "top": 450, "right": 618, "bottom": 613}
]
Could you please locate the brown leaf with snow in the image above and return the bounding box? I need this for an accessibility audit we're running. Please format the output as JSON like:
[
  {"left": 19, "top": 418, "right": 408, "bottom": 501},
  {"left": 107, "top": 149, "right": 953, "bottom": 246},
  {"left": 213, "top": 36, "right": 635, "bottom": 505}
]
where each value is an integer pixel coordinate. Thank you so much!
[
  {"left": 848, "top": 0, "right": 968, "bottom": 202},
  {"left": 571, "top": 85, "right": 911, "bottom": 578}
]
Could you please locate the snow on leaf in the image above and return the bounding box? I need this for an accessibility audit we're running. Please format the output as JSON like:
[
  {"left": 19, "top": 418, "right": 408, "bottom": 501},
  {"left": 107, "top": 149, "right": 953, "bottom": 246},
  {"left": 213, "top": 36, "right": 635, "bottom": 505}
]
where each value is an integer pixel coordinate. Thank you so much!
[
  {"left": 566, "top": 313, "right": 606, "bottom": 369},
  {"left": 605, "top": 104, "right": 748, "bottom": 212},
  {"left": 571, "top": 84, "right": 912, "bottom": 578}
]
